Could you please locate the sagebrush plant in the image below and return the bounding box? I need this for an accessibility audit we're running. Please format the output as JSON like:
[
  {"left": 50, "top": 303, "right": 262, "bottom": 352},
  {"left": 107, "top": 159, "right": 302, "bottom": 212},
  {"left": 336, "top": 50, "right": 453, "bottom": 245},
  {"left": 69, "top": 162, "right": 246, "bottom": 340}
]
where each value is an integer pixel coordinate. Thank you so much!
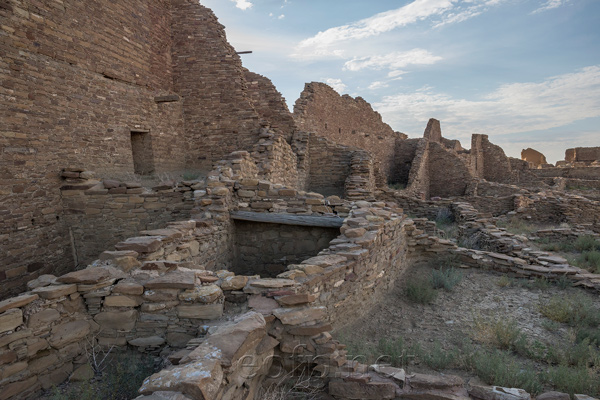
[
  {"left": 431, "top": 267, "right": 463, "bottom": 291},
  {"left": 574, "top": 251, "right": 600, "bottom": 273},
  {"left": 574, "top": 235, "right": 600, "bottom": 252},
  {"left": 546, "top": 365, "right": 600, "bottom": 397},
  {"left": 497, "top": 217, "right": 536, "bottom": 235},
  {"left": 467, "top": 350, "right": 543, "bottom": 395},
  {"left": 405, "top": 278, "right": 437, "bottom": 304},
  {"left": 422, "top": 341, "right": 457, "bottom": 371}
]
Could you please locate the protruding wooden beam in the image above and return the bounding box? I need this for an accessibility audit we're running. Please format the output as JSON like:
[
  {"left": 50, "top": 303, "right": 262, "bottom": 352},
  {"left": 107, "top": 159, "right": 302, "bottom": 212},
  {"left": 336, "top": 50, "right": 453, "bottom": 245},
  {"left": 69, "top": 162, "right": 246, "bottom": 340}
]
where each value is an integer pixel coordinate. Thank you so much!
[
  {"left": 236, "top": 51, "right": 253, "bottom": 55},
  {"left": 231, "top": 211, "right": 343, "bottom": 228}
]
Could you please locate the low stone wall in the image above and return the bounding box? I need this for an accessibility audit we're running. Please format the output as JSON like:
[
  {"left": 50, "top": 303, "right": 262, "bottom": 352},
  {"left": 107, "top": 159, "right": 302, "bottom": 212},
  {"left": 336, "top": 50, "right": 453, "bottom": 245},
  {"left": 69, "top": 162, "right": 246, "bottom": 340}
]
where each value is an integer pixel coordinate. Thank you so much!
[
  {"left": 61, "top": 176, "right": 196, "bottom": 267},
  {"left": 306, "top": 134, "right": 353, "bottom": 197},
  {"left": 514, "top": 191, "right": 600, "bottom": 232},
  {"left": 252, "top": 130, "right": 303, "bottom": 189}
]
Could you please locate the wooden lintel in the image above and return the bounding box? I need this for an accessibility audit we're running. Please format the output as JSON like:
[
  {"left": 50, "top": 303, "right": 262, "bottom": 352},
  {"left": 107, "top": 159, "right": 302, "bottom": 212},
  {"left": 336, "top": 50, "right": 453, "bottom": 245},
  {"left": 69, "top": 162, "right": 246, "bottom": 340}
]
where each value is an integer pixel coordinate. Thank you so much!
[{"left": 231, "top": 211, "right": 343, "bottom": 228}]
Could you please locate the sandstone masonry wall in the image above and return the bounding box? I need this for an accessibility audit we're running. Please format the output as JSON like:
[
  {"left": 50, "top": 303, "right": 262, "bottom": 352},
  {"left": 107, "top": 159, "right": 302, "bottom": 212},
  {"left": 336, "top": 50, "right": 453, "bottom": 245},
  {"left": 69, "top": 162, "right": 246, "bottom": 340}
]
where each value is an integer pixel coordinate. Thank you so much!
[
  {"left": 171, "top": 0, "right": 262, "bottom": 172},
  {"left": 244, "top": 70, "right": 297, "bottom": 143},
  {"left": 307, "top": 134, "right": 353, "bottom": 197},
  {"left": 294, "top": 82, "right": 403, "bottom": 180},
  {"left": 428, "top": 142, "right": 471, "bottom": 198},
  {"left": 0, "top": 0, "right": 190, "bottom": 297},
  {"left": 471, "top": 134, "right": 512, "bottom": 183}
]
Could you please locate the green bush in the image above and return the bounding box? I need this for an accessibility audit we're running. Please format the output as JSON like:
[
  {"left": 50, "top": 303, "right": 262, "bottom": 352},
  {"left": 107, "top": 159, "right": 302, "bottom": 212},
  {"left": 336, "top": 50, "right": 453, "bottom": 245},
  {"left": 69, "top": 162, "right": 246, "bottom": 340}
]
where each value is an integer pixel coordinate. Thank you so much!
[
  {"left": 405, "top": 278, "right": 437, "bottom": 304},
  {"left": 546, "top": 365, "right": 600, "bottom": 397},
  {"left": 422, "top": 341, "right": 457, "bottom": 371},
  {"left": 574, "top": 251, "right": 600, "bottom": 273},
  {"left": 574, "top": 236, "right": 600, "bottom": 252},
  {"left": 431, "top": 267, "right": 463, "bottom": 291},
  {"left": 376, "top": 338, "right": 410, "bottom": 368},
  {"left": 469, "top": 350, "right": 543, "bottom": 395}
]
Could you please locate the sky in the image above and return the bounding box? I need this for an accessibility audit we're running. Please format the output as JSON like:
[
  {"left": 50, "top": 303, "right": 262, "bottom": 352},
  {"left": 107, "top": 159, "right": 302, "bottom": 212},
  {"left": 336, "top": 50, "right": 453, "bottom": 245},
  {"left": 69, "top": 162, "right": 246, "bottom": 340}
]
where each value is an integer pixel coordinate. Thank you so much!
[{"left": 199, "top": 0, "right": 600, "bottom": 163}]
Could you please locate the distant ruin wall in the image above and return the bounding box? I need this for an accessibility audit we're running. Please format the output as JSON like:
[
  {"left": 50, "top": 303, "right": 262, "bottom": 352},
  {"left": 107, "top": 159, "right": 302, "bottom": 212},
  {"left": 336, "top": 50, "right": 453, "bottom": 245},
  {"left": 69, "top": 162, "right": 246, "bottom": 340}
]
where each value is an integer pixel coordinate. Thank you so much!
[
  {"left": 521, "top": 148, "right": 547, "bottom": 167},
  {"left": 428, "top": 142, "right": 471, "bottom": 198},
  {"left": 171, "top": 0, "right": 262, "bottom": 172},
  {"left": 471, "top": 134, "right": 512, "bottom": 183},
  {"left": 531, "top": 166, "right": 600, "bottom": 181},
  {"left": 565, "top": 147, "right": 600, "bottom": 164},
  {"left": 293, "top": 82, "right": 401, "bottom": 180}
]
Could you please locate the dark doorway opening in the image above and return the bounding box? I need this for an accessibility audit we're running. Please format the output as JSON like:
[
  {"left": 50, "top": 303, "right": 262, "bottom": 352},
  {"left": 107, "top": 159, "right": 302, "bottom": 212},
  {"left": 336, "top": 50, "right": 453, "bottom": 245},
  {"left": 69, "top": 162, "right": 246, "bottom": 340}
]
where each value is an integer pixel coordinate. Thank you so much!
[{"left": 130, "top": 130, "right": 155, "bottom": 175}]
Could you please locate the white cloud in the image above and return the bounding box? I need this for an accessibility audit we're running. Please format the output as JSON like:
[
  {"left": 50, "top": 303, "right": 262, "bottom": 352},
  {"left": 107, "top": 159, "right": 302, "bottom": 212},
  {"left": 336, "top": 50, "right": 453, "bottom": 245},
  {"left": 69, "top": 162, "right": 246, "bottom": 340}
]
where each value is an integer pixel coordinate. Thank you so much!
[
  {"left": 278, "top": 14, "right": 285, "bottom": 20},
  {"left": 292, "top": 0, "right": 509, "bottom": 60},
  {"left": 532, "top": 0, "right": 568, "bottom": 14},
  {"left": 344, "top": 49, "right": 442, "bottom": 72},
  {"left": 323, "top": 78, "right": 347, "bottom": 94},
  {"left": 231, "top": 0, "right": 253, "bottom": 10},
  {"left": 368, "top": 81, "right": 390, "bottom": 90},
  {"left": 374, "top": 66, "right": 600, "bottom": 139},
  {"left": 293, "top": 0, "right": 453, "bottom": 59}
]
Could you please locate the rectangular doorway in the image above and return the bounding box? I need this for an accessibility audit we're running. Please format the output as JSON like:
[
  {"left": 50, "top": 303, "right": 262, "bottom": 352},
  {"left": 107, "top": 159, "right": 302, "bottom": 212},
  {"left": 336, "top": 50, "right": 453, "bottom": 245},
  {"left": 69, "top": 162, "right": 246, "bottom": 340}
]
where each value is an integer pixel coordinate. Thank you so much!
[{"left": 130, "top": 130, "right": 155, "bottom": 175}]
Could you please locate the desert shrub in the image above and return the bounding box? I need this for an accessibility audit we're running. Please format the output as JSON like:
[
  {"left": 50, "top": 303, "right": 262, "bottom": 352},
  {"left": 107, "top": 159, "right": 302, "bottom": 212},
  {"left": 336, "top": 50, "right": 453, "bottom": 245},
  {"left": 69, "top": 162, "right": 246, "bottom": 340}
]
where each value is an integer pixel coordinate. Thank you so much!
[
  {"left": 553, "top": 275, "right": 571, "bottom": 290},
  {"left": 497, "top": 217, "right": 536, "bottom": 235},
  {"left": 405, "top": 278, "right": 437, "bottom": 304},
  {"left": 469, "top": 350, "right": 543, "bottom": 395},
  {"left": 376, "top": 337, "right": 410, "bottom": 367},
  {"left": 541, "top": 319, "right": 560, "bottom": 332},
  {"left": 182, "top": 170, "right": 201, "bottom": 181},
  {"left": 574, "top": 235, "right": 600, "bottom": 252},
  {"left": 541, "top": 294, "right": 600, "bottom": 346},
  {"left": 496, "top": 275, "right": 511, "bottom": 287},
  {"left": 540, "top": 297, "right": 572, "bottom": 323},
  {"left": 546, "top": 365, "right": 600, "bottom": 397},
  {"left": 574, "top": 251, "right": 600, "bottom": 273},
  {"left": 422, "top": 341, "right": 457, "bottom": 371},
  {"left": 531, "top": 277, "right": 552, "bottom": 291},
  {"left": 431, "top": 267, "right": 463, "bottom": 291}
]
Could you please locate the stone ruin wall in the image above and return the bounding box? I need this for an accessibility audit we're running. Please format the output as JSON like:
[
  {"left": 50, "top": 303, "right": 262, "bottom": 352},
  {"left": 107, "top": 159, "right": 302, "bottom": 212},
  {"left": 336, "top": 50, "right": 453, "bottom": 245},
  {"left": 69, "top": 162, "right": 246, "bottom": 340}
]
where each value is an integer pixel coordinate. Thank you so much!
[
  {"left": 243, "top": 70, "right": 297, "bottom": 143},
  {"left": 0, "top": 0, "right": 190, "bottom": 297},
  {"left": 170, "top": 0, "right": 266, "bottom": 172},
  {"left": 521, "top": 148, "right": 548, "bottom": 168},
  {"left": 1, "top": 0, "right": 300, "bottom": 296},
  {"left": 565, "top": 146, "right": 600, "bottom": 164},
  {"left": 2, "top": 163, "right": 599, "bottom": 399},
  {"left": 0, "top": 160, "right": 418, "bottom": 399},
  {"left": 293, "top": 82, "right": 404, "bottom": 181}
]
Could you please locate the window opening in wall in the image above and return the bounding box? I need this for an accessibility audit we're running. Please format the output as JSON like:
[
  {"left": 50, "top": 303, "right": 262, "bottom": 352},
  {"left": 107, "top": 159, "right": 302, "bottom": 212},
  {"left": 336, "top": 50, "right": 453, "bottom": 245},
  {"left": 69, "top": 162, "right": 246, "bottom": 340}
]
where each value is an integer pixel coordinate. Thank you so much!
[
  {"left": 130, "top": 130, "right": 155, "bottom": 175},
  {"left": 339, "top": 128, "right": 342, "bottom": 134}
]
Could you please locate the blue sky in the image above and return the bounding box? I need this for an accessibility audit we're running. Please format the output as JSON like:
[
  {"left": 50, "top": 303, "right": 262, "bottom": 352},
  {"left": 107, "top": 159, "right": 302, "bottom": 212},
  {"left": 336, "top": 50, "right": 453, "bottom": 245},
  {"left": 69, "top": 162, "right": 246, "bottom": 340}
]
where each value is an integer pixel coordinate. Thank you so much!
[{"left": 199, "top": 0, "right": 600, "bottom": 163}]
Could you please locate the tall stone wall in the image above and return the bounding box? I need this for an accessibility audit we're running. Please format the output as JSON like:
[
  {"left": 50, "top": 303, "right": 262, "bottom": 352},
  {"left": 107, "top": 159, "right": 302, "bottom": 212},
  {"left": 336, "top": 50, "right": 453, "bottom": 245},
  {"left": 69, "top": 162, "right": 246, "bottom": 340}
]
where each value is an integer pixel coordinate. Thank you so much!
[
  {"left": 171, "top": 0, "right": 262, "bottom": 172},
  {"left": 471, "top": 134, "right": 512, "bottom": 183},
  {"left": 244, "top": 70, "right": 297, "bottom": 143},
  {"left": 0, "top": 0, "right": 190, "bottom": 298},
  {"left": 428, "top": 142, "right": 471, "bottom": 198},
  {"left": 392, "top": 139, "right": 420, "bottom": 185},
  {"left": 293, "top": 82, "right": 403, "bottom": 180}
]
